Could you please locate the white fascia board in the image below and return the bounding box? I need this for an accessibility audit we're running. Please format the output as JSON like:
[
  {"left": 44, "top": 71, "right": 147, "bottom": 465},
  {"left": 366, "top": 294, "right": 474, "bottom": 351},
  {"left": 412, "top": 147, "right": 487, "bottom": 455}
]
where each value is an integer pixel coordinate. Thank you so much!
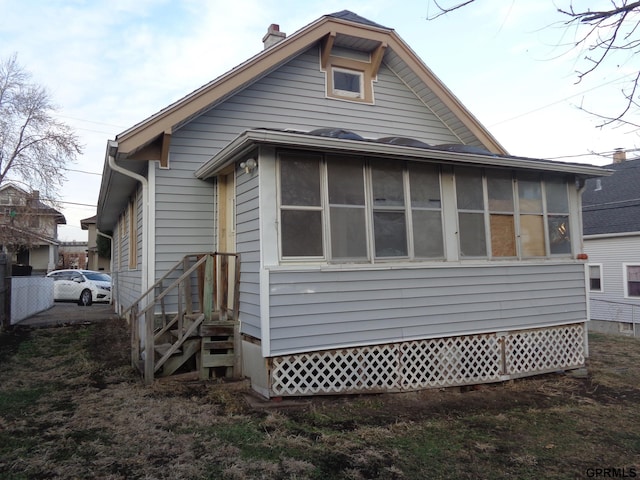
[{"left": 195, "top": 129, "right": 614, "bottom": 179}]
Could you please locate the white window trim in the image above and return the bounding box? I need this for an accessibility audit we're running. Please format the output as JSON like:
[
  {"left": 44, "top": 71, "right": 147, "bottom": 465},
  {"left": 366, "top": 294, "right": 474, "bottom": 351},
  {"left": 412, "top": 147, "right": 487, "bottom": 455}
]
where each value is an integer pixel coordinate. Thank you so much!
[
  {"left": 588, "top": 263, "right": 604, "bottom": 293},
  {"left": 623, "top": 263, "right": 640, "bottom": 299}
]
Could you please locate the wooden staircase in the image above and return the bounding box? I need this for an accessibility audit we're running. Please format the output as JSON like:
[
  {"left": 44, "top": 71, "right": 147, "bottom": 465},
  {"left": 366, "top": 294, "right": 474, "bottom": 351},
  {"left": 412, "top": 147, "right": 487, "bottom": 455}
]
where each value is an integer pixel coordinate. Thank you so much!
[{"left": 124, "top": 253, "right": 240, "bottom": 384}]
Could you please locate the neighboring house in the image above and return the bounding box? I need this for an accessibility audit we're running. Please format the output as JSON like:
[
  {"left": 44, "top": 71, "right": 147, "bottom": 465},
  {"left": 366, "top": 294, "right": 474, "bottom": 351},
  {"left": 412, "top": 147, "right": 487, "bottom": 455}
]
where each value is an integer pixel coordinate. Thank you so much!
[
  {"left": 97, "top": 11, "right": 609, "bottom": 397},
  {"left": 0, "top": 183, "right": 66, "bottom": 274},
  {"left": 80, "top": 215, "right": 110, "bottom": 272},
  {"left": 583, "top": 151, "right": 640, "bottom": 336},
  {"left": 57, "top": 241, "right": 88, "bottom": 270}
]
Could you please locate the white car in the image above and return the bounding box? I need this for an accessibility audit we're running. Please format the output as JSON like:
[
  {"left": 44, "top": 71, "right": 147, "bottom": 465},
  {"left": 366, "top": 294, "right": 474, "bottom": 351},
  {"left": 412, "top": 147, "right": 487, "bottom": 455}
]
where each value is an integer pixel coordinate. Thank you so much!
[{"left": 47, "top": 269, "right": 112, "bottom": 306}]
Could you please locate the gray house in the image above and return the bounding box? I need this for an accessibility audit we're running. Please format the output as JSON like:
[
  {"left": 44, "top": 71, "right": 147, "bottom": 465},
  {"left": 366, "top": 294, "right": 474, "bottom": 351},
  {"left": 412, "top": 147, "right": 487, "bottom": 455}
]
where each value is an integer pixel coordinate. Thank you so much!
[
  {"left": 583, "top": 152, "right": 640, "bottom": 336},
  {"left": 97, "top": 11, "right": 609, "bottom": 397}
]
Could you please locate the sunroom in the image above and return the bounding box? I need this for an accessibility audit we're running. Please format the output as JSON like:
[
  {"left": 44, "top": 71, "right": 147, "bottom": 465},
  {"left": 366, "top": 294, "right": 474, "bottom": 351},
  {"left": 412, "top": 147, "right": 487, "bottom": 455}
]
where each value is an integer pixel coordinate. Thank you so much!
[{"left": 196, "top": 127, "right": 608, "bottom": 398}]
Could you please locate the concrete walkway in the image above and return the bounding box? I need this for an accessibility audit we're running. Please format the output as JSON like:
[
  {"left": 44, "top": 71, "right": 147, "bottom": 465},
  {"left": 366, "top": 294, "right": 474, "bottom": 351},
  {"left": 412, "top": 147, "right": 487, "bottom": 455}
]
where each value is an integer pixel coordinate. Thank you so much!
[{"left": 17, "top": 303, "right": 119, "bottom": 328}]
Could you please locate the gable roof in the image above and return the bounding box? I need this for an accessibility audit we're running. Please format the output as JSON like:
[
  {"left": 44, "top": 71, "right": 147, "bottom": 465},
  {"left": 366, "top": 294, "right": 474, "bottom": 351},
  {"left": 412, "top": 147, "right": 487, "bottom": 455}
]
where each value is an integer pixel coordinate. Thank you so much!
[
  {"left": 583, "top": 158, "right": 640, "bottom": 236},
  {"left": 111, "top": 10, "right": 507, "bottom": 162},
  {"left": 0, "top": 183, "right": 66, "bottom": 224}
]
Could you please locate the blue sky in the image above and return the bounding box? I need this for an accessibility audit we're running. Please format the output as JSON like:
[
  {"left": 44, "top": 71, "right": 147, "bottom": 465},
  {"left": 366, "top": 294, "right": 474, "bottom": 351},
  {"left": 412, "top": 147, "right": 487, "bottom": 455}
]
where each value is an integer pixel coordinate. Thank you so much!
[{"left": 1, "top": 0, "right": 637, "bottom": 240}]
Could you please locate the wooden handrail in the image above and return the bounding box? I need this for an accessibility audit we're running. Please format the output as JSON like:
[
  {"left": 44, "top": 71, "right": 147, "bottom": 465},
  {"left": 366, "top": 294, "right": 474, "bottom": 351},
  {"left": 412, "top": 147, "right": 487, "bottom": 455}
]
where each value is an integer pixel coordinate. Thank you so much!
[{"left": 127, "top": 252, "right": 240, "bottom": 383}]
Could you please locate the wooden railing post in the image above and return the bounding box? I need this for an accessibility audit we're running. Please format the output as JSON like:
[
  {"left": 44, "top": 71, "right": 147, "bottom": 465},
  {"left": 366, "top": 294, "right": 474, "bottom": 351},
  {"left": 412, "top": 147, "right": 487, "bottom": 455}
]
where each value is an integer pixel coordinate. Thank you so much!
[
  {"left": 144, "top": 309, "right": 154, "bottom": 384},
  {"left": 203, "top": 254, "right": 214, "bottom": 322},
  {"left": 130, "top": 304, "right": 140, "bottom": 371},
  {"left": 184, "top": 256, "right": 193, "bottom": 315}
]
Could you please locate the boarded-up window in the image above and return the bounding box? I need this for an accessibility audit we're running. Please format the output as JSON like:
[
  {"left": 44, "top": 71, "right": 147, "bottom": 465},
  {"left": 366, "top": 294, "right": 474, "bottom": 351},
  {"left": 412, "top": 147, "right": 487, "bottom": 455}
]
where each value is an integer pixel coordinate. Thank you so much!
[
  {"left": 488, "top": 172, "right": 515, "bottom": 257},
  {"left": 518, "top": 175, "right": 545, "bottom": 257}
]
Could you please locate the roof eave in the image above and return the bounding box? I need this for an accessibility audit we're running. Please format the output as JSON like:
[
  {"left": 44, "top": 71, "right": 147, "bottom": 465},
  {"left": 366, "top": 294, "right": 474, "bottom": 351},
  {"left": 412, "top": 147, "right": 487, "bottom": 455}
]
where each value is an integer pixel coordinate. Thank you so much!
[{"left": 195, "top": 129, "right": 612, "bottom": 179}]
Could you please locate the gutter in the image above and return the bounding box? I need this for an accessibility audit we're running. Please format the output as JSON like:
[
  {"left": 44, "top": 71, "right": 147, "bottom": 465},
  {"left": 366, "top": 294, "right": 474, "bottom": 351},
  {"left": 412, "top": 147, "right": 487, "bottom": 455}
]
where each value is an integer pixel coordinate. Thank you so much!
[
  {"left": 195, "top": 129, "right": 615, "bottom": 180},
  {"left": 106, "top": 140, "right": 151, "bottom": 305}
]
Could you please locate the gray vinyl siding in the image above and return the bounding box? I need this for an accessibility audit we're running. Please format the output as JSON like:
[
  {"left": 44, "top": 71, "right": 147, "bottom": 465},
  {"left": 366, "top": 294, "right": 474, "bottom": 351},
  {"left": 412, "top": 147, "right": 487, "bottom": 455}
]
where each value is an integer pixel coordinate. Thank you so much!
[
  {"left": 236, "top": 169, "right": 261, "bottom": 339},
  {"left": 149, "top": 45, "right": 484, "bottom": 314},
  {"left": 181, "top": 46, "right": 461, "bottom": 152},
  {"left": 111, "top": 188, "right": 143, "bottom": 311},
  {"left": 585, "top": 235, "right": 640, "bottom": 324},
  {"left": 267, "top": 263, "right": 587, "bottom": 355},
  {"left": 154, "top": 151, "right": 216, "bottom": 278}
]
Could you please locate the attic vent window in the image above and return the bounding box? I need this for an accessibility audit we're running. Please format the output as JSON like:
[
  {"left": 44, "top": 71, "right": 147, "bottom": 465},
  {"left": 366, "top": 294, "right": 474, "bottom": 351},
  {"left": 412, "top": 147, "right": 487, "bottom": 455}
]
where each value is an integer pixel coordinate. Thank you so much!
[{"left": 332, "top": 68, "right": 363, "bottom": 98}]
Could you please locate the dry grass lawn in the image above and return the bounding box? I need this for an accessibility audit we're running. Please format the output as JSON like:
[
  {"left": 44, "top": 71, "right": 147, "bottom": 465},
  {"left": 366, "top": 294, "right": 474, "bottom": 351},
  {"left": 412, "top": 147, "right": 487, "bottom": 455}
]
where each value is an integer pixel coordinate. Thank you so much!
[{"left": 1, "top": 320, "right": 640, "bottom": 479}]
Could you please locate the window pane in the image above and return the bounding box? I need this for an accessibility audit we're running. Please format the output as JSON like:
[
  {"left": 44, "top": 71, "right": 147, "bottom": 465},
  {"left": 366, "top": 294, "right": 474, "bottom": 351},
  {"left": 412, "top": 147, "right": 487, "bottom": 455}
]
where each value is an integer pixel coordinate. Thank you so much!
[
  {"left": 334, "top": 70, "right": 361, "bottom": 93},
  {"left": 589, "top": 265, "right": 601, "bottom": 291},
  {"left": 628, "top": 266, "right": 640, "bottom": 297},
  {"left": 518, "top": 176, "right": 542, "bottom": 213},
  {"left": 280, "top": 156, "right": 321, "bottom": 206},
  {"left": 328, "top": 157, "right": 364, "bottom": 205},
  {"left": 487, "top": 172, "right": 514, "bottom": 212},
  {"left": 459, "top": 212, "right": 486, "bottom": 257},
  {"left": 546, "top": 179, "right": 569, "bottom": 213},
  {"left": 281, "top": 210, "right": 323, "bottom": 257},
  {"left": 330, "top": 207, "right": 367, "bottom": 259},
  {"left": 520, "top": 215, "right": 545, "bottom": 256},
  {"left": 410, "top": 164, "right": 441, "bottom": 208},
  {"left": 490, "top": 214, "right": 516, "bottom": 257},
  {"left": 548, "top": 215, "right": 571, "bottom": 254},
  {"left": 373, "top": 211, "right": 407, "bottom": 257},
  {"left": 456, "top": 167, "right": 484, "bottom": 210},
  {"left": 413, "top": 210, "right": 444, "bottom": 257},
  {"left": 372, "top": 161, "right": 404, "bottom": 206}
]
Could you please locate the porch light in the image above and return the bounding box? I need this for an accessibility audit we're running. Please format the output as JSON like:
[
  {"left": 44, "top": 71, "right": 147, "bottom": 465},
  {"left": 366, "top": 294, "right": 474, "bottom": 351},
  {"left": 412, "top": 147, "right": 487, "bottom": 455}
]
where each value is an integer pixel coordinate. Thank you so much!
[{"left": 240, "top": 158, "right": 257, "bottom": 173}]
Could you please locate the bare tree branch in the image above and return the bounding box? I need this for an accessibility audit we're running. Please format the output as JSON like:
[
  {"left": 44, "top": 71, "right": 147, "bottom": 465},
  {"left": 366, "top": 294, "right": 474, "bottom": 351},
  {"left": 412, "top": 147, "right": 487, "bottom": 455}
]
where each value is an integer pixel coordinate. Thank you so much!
[
  {"left": 427, "top": 0, "right": 640, "bottom": 128},
  {"left": 0, "top": 53, "right": 82, "bottom": 251}
]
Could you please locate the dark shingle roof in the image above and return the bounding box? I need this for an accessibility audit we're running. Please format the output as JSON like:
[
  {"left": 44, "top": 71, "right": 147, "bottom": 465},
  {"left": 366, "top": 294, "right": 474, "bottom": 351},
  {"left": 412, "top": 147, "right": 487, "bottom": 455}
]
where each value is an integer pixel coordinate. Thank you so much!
[
  {"left": 326, "top": 10, "right": 390, "bottom": 30},
  {"left": 582, "top": 158, "right": 640, "bottom": 235}
]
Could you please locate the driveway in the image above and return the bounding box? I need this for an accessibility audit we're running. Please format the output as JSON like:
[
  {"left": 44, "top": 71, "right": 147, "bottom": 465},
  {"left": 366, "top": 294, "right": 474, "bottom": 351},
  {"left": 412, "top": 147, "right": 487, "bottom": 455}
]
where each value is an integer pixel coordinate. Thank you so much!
[{"left": 17, "top": 302, "right": 119, "bottom": 328}]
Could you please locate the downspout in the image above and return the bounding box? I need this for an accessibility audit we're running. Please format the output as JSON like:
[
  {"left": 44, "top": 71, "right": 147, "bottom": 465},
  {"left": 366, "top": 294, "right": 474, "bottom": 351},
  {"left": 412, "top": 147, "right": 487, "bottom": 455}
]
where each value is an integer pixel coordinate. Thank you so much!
[
  {"left": 107, "top": 140, "right": 150, "bottom": 301},
  {"left": 96, "top": 230, "right": 114, "bottom": 307},
  {"left": 577, "top": 177, "right": 589, "bottom": 358}
]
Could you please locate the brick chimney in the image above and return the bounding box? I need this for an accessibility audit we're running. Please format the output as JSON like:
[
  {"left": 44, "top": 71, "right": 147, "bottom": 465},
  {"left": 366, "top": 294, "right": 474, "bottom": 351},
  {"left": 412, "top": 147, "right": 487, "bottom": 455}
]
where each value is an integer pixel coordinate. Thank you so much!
[
  {"left": 613, "top": 148, "right": 626, "bottom": 163},
  {"left": 262, "top": 24, "right": 286, "bottom": 50}
]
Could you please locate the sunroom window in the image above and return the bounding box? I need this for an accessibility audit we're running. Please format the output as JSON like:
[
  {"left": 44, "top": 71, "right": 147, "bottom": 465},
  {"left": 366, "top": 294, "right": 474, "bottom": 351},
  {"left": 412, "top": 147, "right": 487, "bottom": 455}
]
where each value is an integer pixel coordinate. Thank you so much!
[
  {"left": 372, "top": 160, "right": 407, "bottom": 257},
  {"left": 327, "top": 156, "right": 367, "bottom": 259},
  {"left": 279, "top": 153, "right": 323, "bottom": 258},
  {"left": 455, "top": 167, "right": 487, "bottom": 257},
  {"left": 455, "top": 168, "right": 572, "bottom": 259},
  {"left": 278, "top": 152, "right": 444, "bottom": 262}
]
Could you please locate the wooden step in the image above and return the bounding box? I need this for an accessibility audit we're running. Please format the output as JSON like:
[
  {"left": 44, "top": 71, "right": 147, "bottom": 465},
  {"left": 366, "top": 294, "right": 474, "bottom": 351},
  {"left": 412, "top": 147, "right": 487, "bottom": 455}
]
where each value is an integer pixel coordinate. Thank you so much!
[
  {"left": 200, "top": 323, "right": 236, "bottom": 337},
  {"left": 155, "top": 343, "right": 181, "bottom": 357},
  {"left": 202, "top": 340, "right": 234, "bottom": 350},
  {"left": 170, "top": 328, "right": 200, "bottom": 340},
  {"left": 158, "top": 338, "right": 201, "bottom": 377},
  {"left": 201, "top": 352, "right": 235, "bottom": 368}
]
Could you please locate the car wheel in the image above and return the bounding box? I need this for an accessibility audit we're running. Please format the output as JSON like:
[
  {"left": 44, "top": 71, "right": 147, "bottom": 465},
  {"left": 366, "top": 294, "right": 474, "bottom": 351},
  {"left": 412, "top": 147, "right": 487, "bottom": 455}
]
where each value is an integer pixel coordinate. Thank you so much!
[{"left": 78, "top": 289, "right": 93, "bottom": 306}]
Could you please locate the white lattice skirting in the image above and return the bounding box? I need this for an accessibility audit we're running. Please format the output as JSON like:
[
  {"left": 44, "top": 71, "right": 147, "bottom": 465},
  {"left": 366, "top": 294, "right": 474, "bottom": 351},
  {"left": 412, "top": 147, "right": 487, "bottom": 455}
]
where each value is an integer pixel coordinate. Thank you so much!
[{"left": 270, "top": 324, "right": 586, "bottom": 397}]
